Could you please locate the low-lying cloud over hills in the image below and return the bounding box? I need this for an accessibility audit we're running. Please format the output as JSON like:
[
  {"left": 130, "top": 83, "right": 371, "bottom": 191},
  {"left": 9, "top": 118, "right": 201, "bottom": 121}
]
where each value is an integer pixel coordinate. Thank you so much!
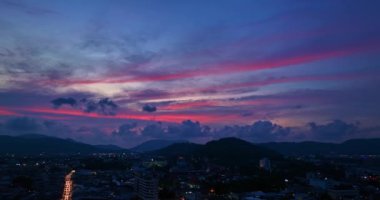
[{"left": 1, "top": 116, "right": 379, "bottom": 148}]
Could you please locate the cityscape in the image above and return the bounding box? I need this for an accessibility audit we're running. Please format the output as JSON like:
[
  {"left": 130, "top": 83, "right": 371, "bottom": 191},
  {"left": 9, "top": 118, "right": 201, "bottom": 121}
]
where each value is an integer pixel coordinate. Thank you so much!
[
  {"left": 0, "top": 136, "right": 379, "bottom": 199},
  {"left": 1, "top": 0, "right": 380, "bottom": 199}
]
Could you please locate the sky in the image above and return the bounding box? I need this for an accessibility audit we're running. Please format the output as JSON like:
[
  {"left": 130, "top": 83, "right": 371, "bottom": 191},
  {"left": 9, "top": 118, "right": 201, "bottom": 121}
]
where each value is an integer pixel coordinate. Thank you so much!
[{"left": 0, "top": 0, "right": 380, "bottom": 147}]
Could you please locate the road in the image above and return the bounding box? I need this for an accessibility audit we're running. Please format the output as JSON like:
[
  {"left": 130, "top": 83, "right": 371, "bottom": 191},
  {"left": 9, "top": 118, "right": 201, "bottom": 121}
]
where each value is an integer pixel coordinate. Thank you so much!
[{"left": 61, "top": 170, "right": 75, "bottom": 200}]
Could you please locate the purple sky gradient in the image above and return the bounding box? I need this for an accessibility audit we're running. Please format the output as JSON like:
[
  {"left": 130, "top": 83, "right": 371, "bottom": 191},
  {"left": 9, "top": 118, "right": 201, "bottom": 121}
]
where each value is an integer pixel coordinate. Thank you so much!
[{"left": 0, "top": 0, "right": 380, "bottom": 147}]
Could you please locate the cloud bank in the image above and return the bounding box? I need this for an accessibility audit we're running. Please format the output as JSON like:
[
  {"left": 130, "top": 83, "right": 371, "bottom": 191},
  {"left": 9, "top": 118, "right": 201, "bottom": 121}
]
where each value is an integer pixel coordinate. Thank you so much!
[{"left": 51, "top": 97, "right": 118, "bottom": 116}]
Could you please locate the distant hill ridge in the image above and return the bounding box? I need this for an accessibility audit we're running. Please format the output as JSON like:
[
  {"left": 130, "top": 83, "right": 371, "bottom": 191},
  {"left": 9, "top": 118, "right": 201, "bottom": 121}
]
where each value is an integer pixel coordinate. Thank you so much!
[
  {"left": 151, "top": 137, "right": 380, "bottom": 166},
  {"left": 1, "top": 134, "right": 379, "bottom": 156},
  {"left": 130, "top": 139, "right": 188, "bottom": 152},
  {"left": 0, "top": 134, "right": 127, "bottom": 155},
  {"left": 151, "top": 137, "right": 282, "bottom": 166},
  {"left": 260, "top": 138, "right": 380, "bottom": 156}
]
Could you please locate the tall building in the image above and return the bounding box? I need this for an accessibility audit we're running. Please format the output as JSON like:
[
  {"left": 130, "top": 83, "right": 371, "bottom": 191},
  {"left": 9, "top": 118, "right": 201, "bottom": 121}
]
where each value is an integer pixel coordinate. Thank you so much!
[
  {"left": 134, "top": 173, "right": 158, "bottom": 200},
  {"left": 259, "top": 158, "right": 271, "bottom": 171}
]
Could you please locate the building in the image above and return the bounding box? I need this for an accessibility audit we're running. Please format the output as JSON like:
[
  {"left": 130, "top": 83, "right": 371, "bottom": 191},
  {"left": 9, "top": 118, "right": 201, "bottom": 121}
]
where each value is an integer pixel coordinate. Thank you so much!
[
  {"left": 259, "top": 158, "right": 271, "bottom": 171},
  {"left": 306, "top": 172, "right": 337, "bottom": 190},
  {"left": 328, "top": 185, "right": 359, "bottom": 200},
  {"left": 134, "top": 173, "right": 158, "bottom": 200}
]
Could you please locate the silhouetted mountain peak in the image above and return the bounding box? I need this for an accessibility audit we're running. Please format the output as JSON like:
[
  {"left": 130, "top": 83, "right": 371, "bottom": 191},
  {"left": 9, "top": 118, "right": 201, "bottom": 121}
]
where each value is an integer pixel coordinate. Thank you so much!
[
  {"left": 152, "top": 142, "right": 202, "bottom": 156},
  {"left": 206, "top": 137, "right": 253, "bottom": 147},
  {"left": 342, "top": 138, "right": 380, "bottom": 145},
  {"left": 131, "top": 139, "right": 188, "bottom": 152},
  {"left": 152, "top": 137, "right": 281, "bottom": 166},
  {"left": 95, "top": 144, "right": 125, "bottom": 151},
  {"left": 261, "top": 138, "right": 380, "bottom": 156},
  {"left": 0, "top": 134, "right": 124, "bottom": 155},
  {"left": 16, "top": 134, "right": 52, "bottom": 139}
]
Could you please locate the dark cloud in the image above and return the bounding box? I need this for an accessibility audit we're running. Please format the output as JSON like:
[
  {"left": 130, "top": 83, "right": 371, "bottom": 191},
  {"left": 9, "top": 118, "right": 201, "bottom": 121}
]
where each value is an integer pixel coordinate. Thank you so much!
[
  {"left": 51, "top": 97, "right": 118, "bottom": 115},
  {"left": 215, "top": 120, "right": 291, "bottom": 142},
  {"left": 133, "top": 120, "right": 290, "bottom": 142},
  {"left": 135, "top": 120, "right": 211, "bottom": 139},
  {"left": 97, "top": 98, "right": 118, "bottom": 115},
  {"left": 0, "top": 117, "right": 73, "bottom": 139},
  {"left": 308, "top": 120, "right": 359, "bottom": 141},
  {"left": 3, "top": 117, "right": 40, "bottom": 132},
  {"left": 0, "top": 116, "right": 376, "bottom": 147},
  {"left": 142, "top": 104, "right": 157, "bottom": 113},
  {"left": 177, "top": 120, "right": 205, "bottom": 138},
  {"left": 141, "top": 123, "right": 166, "bottom": 138},
  {"left": 249, "top": 120, "right": 290, "bottom": 141},
  {"left": 112, "top": 123, "right": 137, "bottom": 137},
  {"left": 43, "top": 120, "right": 58, "bottom": 128},
  {"left": 81, "top": 99, "right": 97, "bottom": 113},
  {"left": 51, "top": 97, "right": 77, "bottom": 108},
  {"left": 1, "top": 117, "right": 128, "bottom": 146}
]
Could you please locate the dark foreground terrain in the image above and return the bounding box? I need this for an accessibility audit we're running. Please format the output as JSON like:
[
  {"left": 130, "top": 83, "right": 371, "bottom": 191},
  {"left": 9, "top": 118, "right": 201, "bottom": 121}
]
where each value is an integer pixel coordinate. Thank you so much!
[{"left": 0, "top": 135, "right": 379, "bottom": 199}]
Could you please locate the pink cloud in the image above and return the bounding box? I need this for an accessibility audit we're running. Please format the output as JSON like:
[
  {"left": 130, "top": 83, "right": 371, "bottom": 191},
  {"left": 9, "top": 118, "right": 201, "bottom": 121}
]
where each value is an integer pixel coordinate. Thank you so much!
[
  {"left": 16, "top": 106, "right": 238, "bottom": 124},
  {"left": 52, "top": 39, "right": 380, "bottom": 86},
  {"left": 0, "top": 107, "right": 20, "bottom": 116}
]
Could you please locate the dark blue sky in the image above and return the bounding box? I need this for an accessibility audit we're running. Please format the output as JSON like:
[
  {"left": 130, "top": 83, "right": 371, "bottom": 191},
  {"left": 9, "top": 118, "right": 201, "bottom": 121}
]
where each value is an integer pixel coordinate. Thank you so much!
[{"left": 0, "top": 0, "right": 379, "bottom": 147}]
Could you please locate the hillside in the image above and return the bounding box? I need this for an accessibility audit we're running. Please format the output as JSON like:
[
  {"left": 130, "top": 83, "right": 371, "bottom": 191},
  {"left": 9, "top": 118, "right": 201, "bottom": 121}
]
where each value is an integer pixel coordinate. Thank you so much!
[
  {"left": 0, "top": 134, "right": 125, "bottom": 155},
  {"left": 260, "top": 138, "right": 380, "bottom": 156},
  {"left": 152, "top": 137, "right": 282, "bottom": 166},
  {"left": 130, "top": 139, "right": 187, "bottom": 152}
]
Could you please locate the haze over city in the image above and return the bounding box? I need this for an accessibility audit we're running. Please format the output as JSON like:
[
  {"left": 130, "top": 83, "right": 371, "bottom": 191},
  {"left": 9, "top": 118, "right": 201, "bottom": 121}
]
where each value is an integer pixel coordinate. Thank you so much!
[{"left": 1, "top": 0, "right": 379, "bottom": 148}]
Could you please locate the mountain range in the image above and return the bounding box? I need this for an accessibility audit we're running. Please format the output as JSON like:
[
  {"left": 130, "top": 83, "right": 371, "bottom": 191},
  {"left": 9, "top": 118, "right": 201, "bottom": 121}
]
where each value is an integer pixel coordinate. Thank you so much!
[
  {"left": 260, "top": 138, "right": 380, "bottom": 156},
  {"left": 130, "top": 139, "right": 187, "bottom": 152},
  {"left": 1, "top": 134, "right": 379, "bottom": 157},
  {"left": 0, "top": 134, "right": 125, "bottom": 155},
  {"left": 151, "top": 137, "right": 282, "bottom": 166}
]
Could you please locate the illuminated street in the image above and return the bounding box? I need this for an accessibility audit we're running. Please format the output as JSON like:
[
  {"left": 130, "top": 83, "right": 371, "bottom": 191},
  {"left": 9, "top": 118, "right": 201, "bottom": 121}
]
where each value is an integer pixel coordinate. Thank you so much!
[{"left": 62, "top": 170, "right": 75, "bottom": 200}]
